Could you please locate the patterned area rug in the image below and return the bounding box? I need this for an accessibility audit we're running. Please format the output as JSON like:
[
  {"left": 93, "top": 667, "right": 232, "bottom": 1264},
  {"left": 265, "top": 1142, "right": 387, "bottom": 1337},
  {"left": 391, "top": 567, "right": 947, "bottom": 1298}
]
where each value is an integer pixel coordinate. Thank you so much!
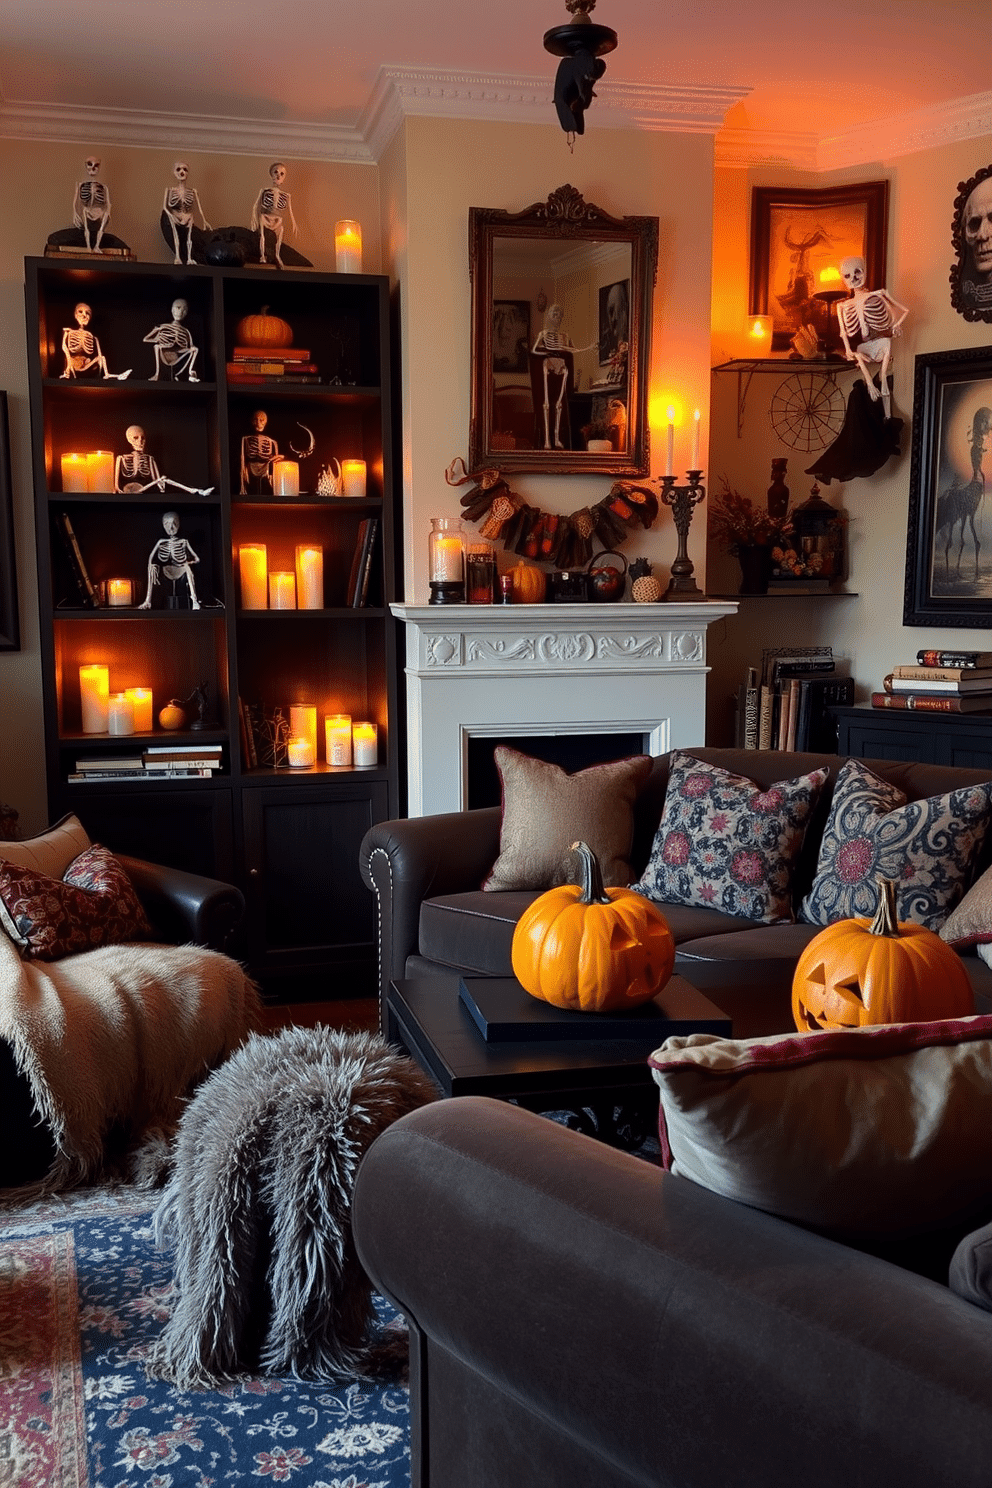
[{"left": 0, "top": 1186, "right": 411, "bottom": 1488}]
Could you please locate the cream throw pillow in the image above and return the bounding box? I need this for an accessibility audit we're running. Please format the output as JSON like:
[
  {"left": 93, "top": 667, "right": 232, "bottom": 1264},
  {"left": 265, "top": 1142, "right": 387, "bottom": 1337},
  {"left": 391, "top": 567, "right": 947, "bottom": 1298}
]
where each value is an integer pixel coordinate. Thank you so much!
[
  {"left": 483, "top": 747, "right": 652, "bottom": 891},
  {"left": 0, "top": 814, "right": 91, "bottom": 878}
]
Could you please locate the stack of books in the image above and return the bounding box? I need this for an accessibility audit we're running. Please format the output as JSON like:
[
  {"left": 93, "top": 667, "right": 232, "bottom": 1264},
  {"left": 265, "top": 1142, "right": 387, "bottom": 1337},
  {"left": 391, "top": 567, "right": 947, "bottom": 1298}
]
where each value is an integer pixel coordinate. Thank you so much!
[
  {"left": 873, "top": 650, "right": 992, "bottom": 713},
  {"left": 738, "top": 646, "right": 852, "bottom": 752},
  {"left": 226, "top": 344, "right": 320, "bottom": 385},
  {"left": 69, "top": 743, "right": 223, "bottom": 783}
]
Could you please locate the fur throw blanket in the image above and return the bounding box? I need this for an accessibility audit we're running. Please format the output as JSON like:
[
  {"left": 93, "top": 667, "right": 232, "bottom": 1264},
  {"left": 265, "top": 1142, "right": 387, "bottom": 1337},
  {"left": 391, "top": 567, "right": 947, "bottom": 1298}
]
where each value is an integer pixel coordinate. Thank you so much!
[
  {"left": 148, "top": 1026, "right": 438, "bottom": 1388},
  {"left": 0, "top": 932, "right": 261, "bottom": 1195}
]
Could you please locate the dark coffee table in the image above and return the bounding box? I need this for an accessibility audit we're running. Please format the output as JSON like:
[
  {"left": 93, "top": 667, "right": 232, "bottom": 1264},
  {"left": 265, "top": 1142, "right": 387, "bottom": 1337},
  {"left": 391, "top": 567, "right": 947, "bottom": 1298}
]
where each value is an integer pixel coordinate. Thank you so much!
[{"left": 386, "top": 973, "right": 731, "bottom": 1147}]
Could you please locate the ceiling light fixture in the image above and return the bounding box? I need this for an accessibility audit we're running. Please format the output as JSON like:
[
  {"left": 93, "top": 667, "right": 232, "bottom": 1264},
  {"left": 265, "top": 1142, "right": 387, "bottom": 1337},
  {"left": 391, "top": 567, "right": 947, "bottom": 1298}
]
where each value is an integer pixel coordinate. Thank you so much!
[{"left": 544, "top": 0, "right": 617, "bottom": 141}]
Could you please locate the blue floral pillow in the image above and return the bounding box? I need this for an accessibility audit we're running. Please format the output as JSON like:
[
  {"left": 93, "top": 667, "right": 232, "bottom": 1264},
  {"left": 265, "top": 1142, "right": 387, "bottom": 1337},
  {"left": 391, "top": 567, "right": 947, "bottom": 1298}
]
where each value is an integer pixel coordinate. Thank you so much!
[
  {"left": 799, "top": 758, "right": 992, "bottom": 930},
  {"left": 632, "top": 752, "right": 828, "bottom": 924}
]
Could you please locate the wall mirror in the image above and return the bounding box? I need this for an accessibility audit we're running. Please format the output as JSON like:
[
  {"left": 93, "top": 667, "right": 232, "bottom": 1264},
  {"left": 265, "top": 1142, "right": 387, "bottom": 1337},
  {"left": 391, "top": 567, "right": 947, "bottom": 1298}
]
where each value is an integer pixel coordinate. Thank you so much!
[{"left": 469, "top": 185, "right": 658, "bottom": 476}]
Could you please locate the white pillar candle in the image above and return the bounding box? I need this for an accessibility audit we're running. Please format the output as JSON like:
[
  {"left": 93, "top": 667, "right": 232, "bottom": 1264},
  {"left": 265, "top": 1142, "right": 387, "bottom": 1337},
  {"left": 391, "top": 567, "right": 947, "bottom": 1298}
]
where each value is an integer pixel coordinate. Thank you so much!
[
  {"left": 107, "top": 692, "right": 135, "bottom": 736},
  {"left": 105, "top": 577, "right": 133, "bottom": 607},
  {"left": 268, "top": 571, "right": 296, "bottom": 609},
  {"left": 287, "top": 736, "right": 315, "bottom": 769},
  {"left": 289, "top": 705, "right": 317, "bottom": 761},
  {"left": 341, "top": 459, "right": 366, "bottom": 499},
  {"left": 79, "top": 663, "right": 109, "bottom": 734},
  {"left": 272, "top": 459, "right": 300, "bottom": 498},
  {"left": 126, "top": 686, "right": 153, "bottom": 733},
  {"left": 60, "top": 453, "right": 88, "bottom": 492},
  {"left": 334, "top": 219, "right": 363, "bottom": 274},
  {"left": 325, "top": 713, "right": 352, "bottom": 766},
  {"left": 239, "top": 545, "right": 268, "bottom": 609},
  {"left": 352, "top": 721, "right": 378, "bottom": 768},
  {"left": 691, "top": 408, "right": 701, "bottom": 470},
  {"left": 665, "top": 407, "right": 675, "bottom": 477},
  {"left": 86, "top": 450, "right": 115, "bottom": 492},
  {"left": 295, "top": 545, "right": 323, "bottom": 609}
]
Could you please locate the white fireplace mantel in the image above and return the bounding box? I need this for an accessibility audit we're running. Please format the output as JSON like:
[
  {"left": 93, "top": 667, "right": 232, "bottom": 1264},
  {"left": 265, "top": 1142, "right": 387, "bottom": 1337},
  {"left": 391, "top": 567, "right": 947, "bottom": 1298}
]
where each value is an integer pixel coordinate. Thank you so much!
[{"left": 392, "top": 600, "right": 737, "bottom": 816}]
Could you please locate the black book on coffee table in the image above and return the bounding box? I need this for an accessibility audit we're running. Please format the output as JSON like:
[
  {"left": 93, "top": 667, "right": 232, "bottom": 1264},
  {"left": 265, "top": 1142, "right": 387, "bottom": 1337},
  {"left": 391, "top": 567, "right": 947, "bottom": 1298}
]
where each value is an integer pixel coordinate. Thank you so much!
[{"left": 459, "top": 975, "right": 730, "bottom": 1044}]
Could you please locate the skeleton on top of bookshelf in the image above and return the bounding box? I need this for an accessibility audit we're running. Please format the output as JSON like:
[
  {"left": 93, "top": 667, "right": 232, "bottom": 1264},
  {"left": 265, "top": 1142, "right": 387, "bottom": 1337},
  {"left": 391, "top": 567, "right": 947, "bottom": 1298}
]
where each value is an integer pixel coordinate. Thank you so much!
[
  {"left": 115, "top": 425, "right": 214, "bottom": 496},
  {"left": 138, "top": 511, "right": 200, "bottom": 611},
  {"left": 73, "top": 156, "right": 111, "bottom": 253},
  {"left": 143, "top": 299, "right": 201, "bottom": 381},
  {"left": 250, "top": 162, "right": 298, "bottom": 268},
  {"left": 60, "top": 303, "right": 131, "bottom": 381},
  {"left": 163, "top": 162, "right": 211, "bottom": 266}
]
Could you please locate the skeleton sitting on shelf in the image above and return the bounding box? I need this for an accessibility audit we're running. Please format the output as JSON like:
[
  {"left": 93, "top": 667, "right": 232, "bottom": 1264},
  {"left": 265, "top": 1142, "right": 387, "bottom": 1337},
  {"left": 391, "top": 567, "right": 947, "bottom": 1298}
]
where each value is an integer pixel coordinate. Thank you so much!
[
  {"left": 250, "top": 162, "right": 298, "bottom": 268},
  {"left": 836, "top": 256, "right": 909, "bottom": 418},
  {"left": 60, "top": 302, "right": 131, "bottom": 380},
  {"left": 115, "top": 425, "right": 213, "bottom": 496},
  {"left": 143, "top": 299, "right": 201, "bottom": 381},
  {"left": 240, "top": 409, "right": 280, "bottom": 494},
  {"left": 138, "top": 511, "right": 200, "bottom": 610},
  {"left": 73, "top": 156, "right": 111, "bottom": 253},
  {"left": 163, "top": 161, "right": 211, "bottom": 266}
]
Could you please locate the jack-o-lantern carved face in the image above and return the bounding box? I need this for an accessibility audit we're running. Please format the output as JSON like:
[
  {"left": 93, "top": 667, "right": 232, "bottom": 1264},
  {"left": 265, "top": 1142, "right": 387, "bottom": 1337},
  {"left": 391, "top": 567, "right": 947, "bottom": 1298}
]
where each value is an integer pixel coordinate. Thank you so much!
[{"left": 792, "top": 880, "right": 974, "bottom": 1033}]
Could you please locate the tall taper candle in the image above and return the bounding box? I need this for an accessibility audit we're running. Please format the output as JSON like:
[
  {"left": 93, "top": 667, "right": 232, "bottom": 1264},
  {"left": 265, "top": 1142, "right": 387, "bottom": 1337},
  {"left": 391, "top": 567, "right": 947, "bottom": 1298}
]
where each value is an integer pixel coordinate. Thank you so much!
[{"left": 665, "top": 407, "right": 675, "bottom": 477}]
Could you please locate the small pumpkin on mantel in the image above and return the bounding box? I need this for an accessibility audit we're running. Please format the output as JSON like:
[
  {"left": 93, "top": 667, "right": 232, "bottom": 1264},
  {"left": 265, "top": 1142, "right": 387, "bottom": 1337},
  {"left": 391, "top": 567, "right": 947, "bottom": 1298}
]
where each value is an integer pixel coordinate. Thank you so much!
[
  {"left": 235, "top": 306, "right": 293, "bottom": 349},
  {"left": 792, "top": 878, "right": 974, "bottom": 1032},
  {"left": 509, "top": 559, "right": 547, "bottom": 604},
  {"left": 511, "top": 840, "right": 675, "bottom": 1013}
]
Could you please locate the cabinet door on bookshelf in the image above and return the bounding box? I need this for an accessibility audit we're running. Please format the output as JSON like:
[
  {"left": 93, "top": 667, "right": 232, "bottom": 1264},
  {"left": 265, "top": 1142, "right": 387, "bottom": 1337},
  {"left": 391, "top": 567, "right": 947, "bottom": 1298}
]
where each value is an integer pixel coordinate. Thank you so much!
[
  {"left": 833, "top": 706, "right": 992, "bottom": 769},
  {"left": 56, "top": 787, "right": 235, "bottom": 881}
]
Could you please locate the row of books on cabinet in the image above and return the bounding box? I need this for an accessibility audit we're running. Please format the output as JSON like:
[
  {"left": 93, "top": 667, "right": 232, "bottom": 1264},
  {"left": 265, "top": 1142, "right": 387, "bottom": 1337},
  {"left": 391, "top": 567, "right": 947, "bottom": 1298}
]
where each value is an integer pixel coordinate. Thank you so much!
[
  {"left": 68, "top": 744, "right": 223, "bottom": 783},
  {"left": 736, "top": 647, "right": 853, "bottom": 752},
  {"left": 871, "top": 648, "right": 992, "bottom": 714}
]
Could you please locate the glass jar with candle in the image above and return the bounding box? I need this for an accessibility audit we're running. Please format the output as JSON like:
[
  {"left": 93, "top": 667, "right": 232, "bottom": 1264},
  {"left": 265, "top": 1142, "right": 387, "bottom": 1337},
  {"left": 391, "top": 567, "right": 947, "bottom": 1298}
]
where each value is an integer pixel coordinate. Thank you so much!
[
  {"left": 428, "top": 517, "right": 466, "bottom": 604},
  {"left": 334, "top": 220, "right": 363, "bottom": 273},
  {"left": 466, "top": 541, "right": 495, "bottom": 604},
  {"left": 325, "top": 713, "right": 353, "bottom": 766}
]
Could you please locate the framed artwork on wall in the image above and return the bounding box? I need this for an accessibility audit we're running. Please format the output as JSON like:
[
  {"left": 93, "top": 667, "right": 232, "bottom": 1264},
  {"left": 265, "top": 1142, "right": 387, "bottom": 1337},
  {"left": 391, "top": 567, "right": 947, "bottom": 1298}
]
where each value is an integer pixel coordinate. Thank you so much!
[
  {"left": 0, "top": 392, "right": 20, "bottom": 651},
  {"left": 492, "top": 300, "right": 531, "bottom": 374},
  {"left": 598, "top": 279, "right": 629, "bottom": 365},
  {"left": 949, "top": 163, "right": 992, "bottom": 324},
  {"left": 903, "top": 347, "right": 992, "bottom": 628},
  {"left": 749, "top": 182, "right": 889, "bottom": 353}
]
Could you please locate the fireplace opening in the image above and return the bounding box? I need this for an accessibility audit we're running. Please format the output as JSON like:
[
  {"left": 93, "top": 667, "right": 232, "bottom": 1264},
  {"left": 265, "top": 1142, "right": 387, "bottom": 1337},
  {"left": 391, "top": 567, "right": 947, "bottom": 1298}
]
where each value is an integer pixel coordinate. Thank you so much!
[{"left": 467, "top": 732, "right": 648, "bottom": 810}]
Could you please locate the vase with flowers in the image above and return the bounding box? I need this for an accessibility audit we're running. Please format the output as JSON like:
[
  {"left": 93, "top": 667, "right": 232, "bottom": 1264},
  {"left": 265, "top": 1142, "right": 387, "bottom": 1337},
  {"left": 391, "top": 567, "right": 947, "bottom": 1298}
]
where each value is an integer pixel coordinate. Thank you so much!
[{"left": 709, "top": 477, "right": 793, "bottom": 594}]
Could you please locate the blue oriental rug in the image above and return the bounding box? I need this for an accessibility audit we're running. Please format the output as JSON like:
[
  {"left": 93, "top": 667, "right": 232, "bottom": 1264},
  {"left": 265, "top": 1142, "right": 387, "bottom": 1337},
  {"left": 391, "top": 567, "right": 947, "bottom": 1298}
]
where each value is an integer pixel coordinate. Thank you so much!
[{"left": 0, "top": 1186, "right": 411, "bottom": 1488}]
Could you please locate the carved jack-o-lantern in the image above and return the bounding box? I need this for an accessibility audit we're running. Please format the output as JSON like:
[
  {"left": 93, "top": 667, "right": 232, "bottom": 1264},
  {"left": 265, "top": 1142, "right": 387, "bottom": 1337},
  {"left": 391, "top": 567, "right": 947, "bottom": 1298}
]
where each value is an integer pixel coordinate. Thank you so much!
[{"left": 792, "top": 879, "right": 973, "bottom": 1032}]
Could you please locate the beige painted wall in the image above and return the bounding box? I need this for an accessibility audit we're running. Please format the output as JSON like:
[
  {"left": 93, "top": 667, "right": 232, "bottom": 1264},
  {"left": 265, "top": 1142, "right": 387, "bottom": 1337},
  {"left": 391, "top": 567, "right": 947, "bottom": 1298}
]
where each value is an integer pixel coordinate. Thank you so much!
[
  {"left": 706, "top": 136, "right": 992, "bottom": 744},
  {"left": 0, "top": 138, "right": 379, "bottom": 832}
]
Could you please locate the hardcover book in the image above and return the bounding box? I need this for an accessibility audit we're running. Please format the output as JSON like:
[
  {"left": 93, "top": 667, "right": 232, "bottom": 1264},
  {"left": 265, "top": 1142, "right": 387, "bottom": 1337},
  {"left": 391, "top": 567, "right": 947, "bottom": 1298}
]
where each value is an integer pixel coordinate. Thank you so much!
[{"left": 458, "top": 976, "right": 730, "bottom": 1044}]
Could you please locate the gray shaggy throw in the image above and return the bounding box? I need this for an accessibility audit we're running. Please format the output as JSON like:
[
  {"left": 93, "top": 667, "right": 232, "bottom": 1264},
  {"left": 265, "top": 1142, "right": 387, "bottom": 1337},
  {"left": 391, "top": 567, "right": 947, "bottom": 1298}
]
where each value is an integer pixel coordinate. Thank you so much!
[{"left": 147, "top": 1026, "right": 437, "bottom": 1389}]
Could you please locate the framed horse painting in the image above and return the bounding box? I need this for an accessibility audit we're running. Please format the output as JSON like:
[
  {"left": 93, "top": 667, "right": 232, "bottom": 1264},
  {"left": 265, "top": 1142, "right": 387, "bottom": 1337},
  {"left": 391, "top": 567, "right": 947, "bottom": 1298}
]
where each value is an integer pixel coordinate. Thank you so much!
[{"left": 904, "top": 347, "right": 992, "bottom": 627}]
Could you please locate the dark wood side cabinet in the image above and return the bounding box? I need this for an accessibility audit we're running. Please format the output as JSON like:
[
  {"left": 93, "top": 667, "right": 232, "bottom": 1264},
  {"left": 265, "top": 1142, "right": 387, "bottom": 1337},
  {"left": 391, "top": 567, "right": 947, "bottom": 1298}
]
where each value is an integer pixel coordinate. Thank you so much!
[
  {"left": 833, "top": 705, "right": 992, "bottom": 770},
  {"left": 24, "top": 255, "right": 401, "bottom": 995}
]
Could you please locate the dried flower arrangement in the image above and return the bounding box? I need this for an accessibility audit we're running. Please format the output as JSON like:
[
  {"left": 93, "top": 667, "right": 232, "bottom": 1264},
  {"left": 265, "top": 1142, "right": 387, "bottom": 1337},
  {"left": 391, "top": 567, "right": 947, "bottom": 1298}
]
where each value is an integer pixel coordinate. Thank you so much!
[{"left": 708, "top": 477, "right": 793, "bottom": 554}]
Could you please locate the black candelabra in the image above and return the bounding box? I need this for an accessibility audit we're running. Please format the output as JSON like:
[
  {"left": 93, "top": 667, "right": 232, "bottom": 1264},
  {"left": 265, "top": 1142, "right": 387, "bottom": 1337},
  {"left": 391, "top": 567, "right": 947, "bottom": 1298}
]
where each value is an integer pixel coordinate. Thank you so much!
[{"left": 659, "top": 472, "right": 706, "bottom": 599}]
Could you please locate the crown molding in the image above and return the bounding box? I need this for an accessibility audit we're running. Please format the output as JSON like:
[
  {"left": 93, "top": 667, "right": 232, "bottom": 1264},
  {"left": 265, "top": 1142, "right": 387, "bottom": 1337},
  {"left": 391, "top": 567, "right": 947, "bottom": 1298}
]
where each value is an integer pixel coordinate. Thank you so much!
[{"left": 716, "top": 90, "right": 992, "bottom": 172}]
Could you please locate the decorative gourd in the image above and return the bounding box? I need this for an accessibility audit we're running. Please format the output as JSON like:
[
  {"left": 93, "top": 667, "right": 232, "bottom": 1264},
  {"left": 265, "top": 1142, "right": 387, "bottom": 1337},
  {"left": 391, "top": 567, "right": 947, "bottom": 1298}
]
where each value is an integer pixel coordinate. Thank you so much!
[
  {"left": 512, "top": 840, "right": 675, "bottom": 1013},
  {"left": 235, "top": 306, "right": 293, "bottom": 348},
  {"left": 509, "top": 560, "right": 547, "bottom": 604},
  {"left": 792, "top": 878, "right": 973, "bottom": 1032},
  {"left": 629, "top": 557, "right": 663, "bottom": 603},
  {"left": 158, "top": 699, "right": 187, "bottom": 732}
]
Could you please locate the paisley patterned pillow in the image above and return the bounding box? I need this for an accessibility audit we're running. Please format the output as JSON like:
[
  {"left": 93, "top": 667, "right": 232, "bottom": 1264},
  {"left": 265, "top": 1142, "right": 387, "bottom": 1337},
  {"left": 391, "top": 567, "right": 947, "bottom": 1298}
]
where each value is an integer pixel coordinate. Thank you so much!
[
  {"left": 0, "top": 844, "right": 153, "bottom": 960},
  {"left": 799, "top": 758, "right": 992, "bottom": 930},
  {"left": 631, "top": 752, "right": 828, "bottom": 924}
]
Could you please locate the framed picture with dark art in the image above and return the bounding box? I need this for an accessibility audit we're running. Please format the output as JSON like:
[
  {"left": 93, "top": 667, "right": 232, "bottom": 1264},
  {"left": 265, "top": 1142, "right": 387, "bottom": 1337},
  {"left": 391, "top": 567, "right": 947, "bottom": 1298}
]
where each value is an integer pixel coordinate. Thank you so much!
[
  {"left": 598, "top": 279, "right": 629, "bottom": 365},
  {"left": 949, "top": 162, "right": 992, "bottom": 324},
  {"left": 0, "top": 393, "right": 19, "bottom": 651},
  {"left": 749, "top": 182, "right": 889, "bottom": 352},
  {"left": 491, "top": 300, "right": 530, "bottom": 374},
  {"left": 903, "top": 347, "right": 992, "bottom": 627}
]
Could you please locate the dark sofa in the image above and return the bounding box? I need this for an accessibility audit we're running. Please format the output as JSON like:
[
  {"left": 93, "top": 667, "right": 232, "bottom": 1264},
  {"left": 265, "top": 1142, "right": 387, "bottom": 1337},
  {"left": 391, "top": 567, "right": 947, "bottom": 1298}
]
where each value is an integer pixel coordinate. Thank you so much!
[
  {"left": 353, "top": 1095, "right": 992, "bottom": 1488},
  {"left": 360, "top": 746, "right": 992, "bottom": 1029}
]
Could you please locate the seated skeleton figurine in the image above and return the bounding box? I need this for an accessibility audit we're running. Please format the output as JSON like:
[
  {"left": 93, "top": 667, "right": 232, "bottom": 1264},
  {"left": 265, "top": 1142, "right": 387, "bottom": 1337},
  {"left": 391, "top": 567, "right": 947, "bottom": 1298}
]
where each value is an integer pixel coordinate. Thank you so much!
[
  {"left": 73, "top": 156, "right": 111, "bottom": 253},
  {"left": 836, "top": 257, "right": 909, "bottom": 418},
  {"left": 60, "top": 302, "right": 131, "bottom": 381},
  {"left": 115, "top": 425, "right": 213, "bottom": 496},
  {"left": 240, "top": 409, "right": 280, "bottom": 493},
  {"left": 250, "top": 163, "right": 298, "bottom": 268},
  {"left": 138, "top": 511, "right": 201, "bottom": 610},
  {"left": 163, "top": 161, "right": 211, "bottom": 266},
  {"left": 143, "top": 299, "right": 201, "bottom": 381}
]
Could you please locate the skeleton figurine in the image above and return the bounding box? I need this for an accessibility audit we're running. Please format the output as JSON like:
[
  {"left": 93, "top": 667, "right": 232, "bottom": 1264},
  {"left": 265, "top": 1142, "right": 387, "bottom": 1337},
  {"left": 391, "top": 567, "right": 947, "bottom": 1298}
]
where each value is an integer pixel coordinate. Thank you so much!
[
  {"left": 73, "top": 156, "right": 111, "bottom": 253},
  {"left": 531, "top": 303, "right": 597, "bottom": 450},
  {"left": 115, "top": 425, "right": 213, "bottom": 496},
  {"left": 163, "top": 161, "right": 211, "bottom": 265},
  {"left": 139, "top": 511, "right": 200, "bottom": 610},
  {"left": 836, "top": 257, "right": 909, "bottom": 417},
  {"left": 143, "top": 299, "right": 201, "bottom": 381},
  {"left": 240, "top": 409, "right": 280, "bottom": 493},
  {"left": 60, "top": 303, "right": 131, "bottom": 380},
  {"left": 250, "top": 162, "right": 298, "bottom": 268}
]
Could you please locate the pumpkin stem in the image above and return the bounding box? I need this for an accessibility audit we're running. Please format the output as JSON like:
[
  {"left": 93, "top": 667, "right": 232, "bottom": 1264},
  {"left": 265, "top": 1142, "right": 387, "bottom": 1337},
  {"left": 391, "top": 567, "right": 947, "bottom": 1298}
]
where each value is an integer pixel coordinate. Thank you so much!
[
  {"left": 868, "top": 879, "right": 900, "bottom": 938},
  {"left": 570, "top": 840, "right": 611, "bottom": 905}
]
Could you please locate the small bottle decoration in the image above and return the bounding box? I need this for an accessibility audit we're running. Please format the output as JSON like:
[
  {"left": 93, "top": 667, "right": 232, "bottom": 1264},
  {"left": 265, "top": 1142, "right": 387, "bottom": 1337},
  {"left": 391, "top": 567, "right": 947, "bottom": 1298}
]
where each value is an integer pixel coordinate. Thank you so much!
[{"left": 767, "top": 458, "right": 790, "bottom": 519}]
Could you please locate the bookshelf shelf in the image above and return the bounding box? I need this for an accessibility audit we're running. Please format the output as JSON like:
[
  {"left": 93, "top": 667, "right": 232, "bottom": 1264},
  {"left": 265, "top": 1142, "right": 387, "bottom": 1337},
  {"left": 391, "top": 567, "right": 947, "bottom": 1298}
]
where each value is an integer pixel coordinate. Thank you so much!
[{"left": 26, "top": 255, "right": 401, "bottom": 996}]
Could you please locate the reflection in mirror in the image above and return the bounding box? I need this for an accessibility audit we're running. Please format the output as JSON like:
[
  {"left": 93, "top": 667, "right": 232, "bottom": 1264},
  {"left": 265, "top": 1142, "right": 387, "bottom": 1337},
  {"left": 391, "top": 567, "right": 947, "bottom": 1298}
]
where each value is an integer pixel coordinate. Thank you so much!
[{"left": 470, "top": 186, "right": 658, "bottom": 476}]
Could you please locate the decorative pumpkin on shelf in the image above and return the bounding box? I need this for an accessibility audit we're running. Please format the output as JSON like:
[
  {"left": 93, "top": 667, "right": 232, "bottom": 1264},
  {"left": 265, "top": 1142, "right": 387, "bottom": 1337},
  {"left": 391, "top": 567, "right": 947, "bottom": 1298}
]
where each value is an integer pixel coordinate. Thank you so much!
[
  {"left": 509, "top": 559, "right": 547, "bottom": 604},
  {"left": 158, "top": 699, "right": 187, "bottom": 732},
  {"left": 234, "top": 306, "right": 293, "bottom": 349},
  {"left": 792, "top": 878, "right": 974, "bottom": 1032},
  {"left": 511, "top": 840, "right": 675, "bottom": 1013}
]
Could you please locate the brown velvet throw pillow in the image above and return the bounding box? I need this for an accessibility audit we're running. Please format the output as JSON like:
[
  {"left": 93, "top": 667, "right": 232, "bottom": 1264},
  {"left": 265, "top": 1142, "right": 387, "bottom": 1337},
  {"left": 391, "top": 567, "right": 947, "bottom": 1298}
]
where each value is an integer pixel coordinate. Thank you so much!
[{"left": 483, "top": 746, "right": 652, "bottom": 892}]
